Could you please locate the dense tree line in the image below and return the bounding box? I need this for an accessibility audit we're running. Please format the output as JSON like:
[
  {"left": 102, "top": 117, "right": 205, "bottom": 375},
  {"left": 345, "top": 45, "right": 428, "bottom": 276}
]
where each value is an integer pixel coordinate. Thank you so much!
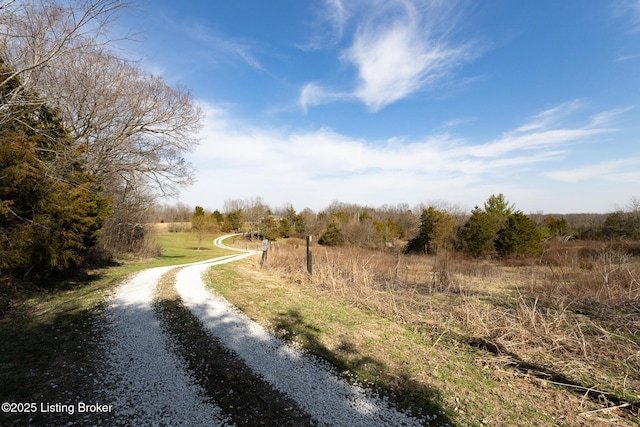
[{"left": 1, "top": 1, "right": 200, "bottom": 279}]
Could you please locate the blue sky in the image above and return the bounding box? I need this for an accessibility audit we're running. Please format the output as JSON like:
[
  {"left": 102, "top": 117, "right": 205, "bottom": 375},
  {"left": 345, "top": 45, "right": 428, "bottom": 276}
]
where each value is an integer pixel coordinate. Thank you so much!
[{"left": 119, "top": 0, "right": 640, "bottom": 214}]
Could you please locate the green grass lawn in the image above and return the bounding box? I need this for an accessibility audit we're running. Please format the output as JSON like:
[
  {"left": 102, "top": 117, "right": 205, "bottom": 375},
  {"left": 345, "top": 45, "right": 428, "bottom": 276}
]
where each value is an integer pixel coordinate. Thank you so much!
[{"left": 122, "top": 232, "right": 237, "bottom": 271}]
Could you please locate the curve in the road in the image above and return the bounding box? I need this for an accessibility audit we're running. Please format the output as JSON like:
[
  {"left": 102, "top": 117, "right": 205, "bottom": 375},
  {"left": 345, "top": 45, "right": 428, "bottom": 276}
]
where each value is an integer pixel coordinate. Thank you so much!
[
  {"left": 179, "top": 235, "right": 427, "bottom": 427},
  {"left": 96, "top": 234, "right": 255, "bottom": 425},
  {"left": 98, "top": 234, "right": 428, "bottom": 426}
]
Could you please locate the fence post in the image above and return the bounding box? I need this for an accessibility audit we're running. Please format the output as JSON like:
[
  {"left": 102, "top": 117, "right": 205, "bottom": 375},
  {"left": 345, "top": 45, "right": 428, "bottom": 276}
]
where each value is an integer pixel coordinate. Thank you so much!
[
  {"left": 306, "top": 235, "right": 312, "bottom": 277},
  {"left": 260, "top": 239, "right": 268, "bottom": 267}
]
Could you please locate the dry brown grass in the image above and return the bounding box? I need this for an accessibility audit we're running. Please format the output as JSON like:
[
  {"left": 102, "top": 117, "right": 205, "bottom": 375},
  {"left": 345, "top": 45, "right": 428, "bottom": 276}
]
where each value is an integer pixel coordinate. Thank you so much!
[
  {"left": 150, "top": 221, "right": 192, "bottom": 233},
  {"left": 256, "top": 237, "right": 640, "bottom": 412}
]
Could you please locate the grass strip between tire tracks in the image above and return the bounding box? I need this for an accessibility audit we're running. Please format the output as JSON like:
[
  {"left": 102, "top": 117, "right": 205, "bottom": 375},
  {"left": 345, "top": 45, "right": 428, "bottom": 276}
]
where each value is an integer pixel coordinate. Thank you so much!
[{"left": 153, "top": 267, "right": 316, "bottom": 426}]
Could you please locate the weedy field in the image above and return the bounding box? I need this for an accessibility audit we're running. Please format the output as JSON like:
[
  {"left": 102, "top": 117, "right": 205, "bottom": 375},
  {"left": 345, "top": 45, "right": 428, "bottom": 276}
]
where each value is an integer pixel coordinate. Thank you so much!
[{"left": 210, "top": 237, "right": 640, "bottom": 426}]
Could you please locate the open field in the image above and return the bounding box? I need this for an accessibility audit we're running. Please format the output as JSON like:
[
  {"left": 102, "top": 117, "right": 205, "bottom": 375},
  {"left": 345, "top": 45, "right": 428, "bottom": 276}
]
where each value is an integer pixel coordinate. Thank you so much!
[{"left": 206, "top": 237, "right": 640, "bottom": 426}]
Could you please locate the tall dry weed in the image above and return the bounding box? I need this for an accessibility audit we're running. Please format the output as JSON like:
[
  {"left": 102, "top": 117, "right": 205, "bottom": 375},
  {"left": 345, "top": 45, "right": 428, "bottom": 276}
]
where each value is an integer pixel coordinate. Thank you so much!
[
  {"left": 256, "top": 238, "right": 639, "bottom": 401},
  {"left": 540, "top": 244, "right": 640, "bottom": 310}
]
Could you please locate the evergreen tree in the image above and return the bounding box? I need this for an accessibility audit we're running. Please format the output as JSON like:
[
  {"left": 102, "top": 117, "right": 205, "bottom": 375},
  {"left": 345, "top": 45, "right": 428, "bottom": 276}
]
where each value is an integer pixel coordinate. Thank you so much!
[
  {"left": 457, "top": 195, "right": 518, "bottom": 257},
  {"left": 222, "top": 209, "right": 242, "bottom": 232},
  {"left": 484, "top": 193, "right": 515, "bottom": 217},
  {"left": 318, "top": 220, "right": 344, "bottom": 246},
  {"left": 292, "top": 213, "right": 306, "bottom": 235},
  {"left": 278, "top": 218, "right": 292, "bottom": 238},
  {"left": 458, "top": 208, "right": 496, "bottom": 257},
  {"left": 211, "top": 209, "right": 224, "bottom": 224},
  {"left": 602, "top": 211, "right": 639, "bottom": 239},
  {"left": 544, "top": 216, "right": 570, "bottom": 239},
  {"left": 483, "top": 193, "right": 515, "bottom": 233},
  {"left": 405, "top": 207, "right": 456, "bottom": 255},
  {"left": 283, "top": 205, "right": 305, "bottom": 236},
  {"left": 259, "top": 216, "right": 280, "bottom": 240},
  {"left": 495, "top": 212, "right": 543, "bottom": 257},
  {"left": 0, "top": 62, "right": 110, "bottom": 276}
]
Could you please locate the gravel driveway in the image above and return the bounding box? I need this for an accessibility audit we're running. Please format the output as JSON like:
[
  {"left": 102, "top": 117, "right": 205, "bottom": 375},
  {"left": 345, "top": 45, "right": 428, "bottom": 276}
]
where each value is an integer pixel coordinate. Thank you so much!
[
  {"left": 97, "top": 235, "right": 431, "bottom": 426},
  {"left": 97, "top": 265, "right": 233, "bottom": 426}
]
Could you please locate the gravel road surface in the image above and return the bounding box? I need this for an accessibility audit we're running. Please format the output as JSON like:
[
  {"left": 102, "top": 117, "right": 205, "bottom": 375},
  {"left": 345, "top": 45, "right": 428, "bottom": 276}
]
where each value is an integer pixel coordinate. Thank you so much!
[
  {"left": 97, "top": 235, "right": 431, "bottom": 426},
  {"left": 97, "top": 265, "right": 233, "bottom": 426}
]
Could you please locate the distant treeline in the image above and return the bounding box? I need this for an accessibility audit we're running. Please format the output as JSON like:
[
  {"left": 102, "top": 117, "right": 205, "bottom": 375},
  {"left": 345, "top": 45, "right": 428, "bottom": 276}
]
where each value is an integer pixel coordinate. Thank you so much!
[{"left": 152, "top": 194, "right": 640, "bottom": 258}]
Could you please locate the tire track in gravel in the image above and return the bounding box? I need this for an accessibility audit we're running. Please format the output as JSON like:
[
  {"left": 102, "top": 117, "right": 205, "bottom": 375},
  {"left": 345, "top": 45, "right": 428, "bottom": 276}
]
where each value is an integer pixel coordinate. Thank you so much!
[
  {"left": 94, "top": 234, "right": 278, "bottom": 426},
  {"left": 154, "top": 266, "right": 316, "bottom": 426},
  {"left": 97, "top": 265, "right": 234, "bottom": 426},
  {"left": 175, "top": 235, "right": 430, "bottom": 427}
]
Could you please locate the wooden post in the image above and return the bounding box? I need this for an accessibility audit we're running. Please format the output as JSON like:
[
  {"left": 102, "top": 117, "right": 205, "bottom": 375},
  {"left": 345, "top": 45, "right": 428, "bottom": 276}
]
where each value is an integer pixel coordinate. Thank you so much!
[
  {"left": 260, "top": 239, "right": 268, "bottom": 267},
  {"left": 306, "top": 235, "right": 312, "bottom": 277}
]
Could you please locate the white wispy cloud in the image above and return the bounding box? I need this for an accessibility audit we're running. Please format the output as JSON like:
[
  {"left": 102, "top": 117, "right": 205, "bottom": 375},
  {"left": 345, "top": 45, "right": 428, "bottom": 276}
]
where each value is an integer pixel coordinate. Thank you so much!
[
  {"left": 615, "top": 53, "right": 640, "bottom": 61},
  {"left": 468, "top": 129, "right": 610, "bottom": 158},
  {"left": 546, "top": 158, "right": 640, "bottom": 183},
  {"left": 299, "top": 0, "right": 347, "bottom": 50},
  {"left": 299, "top": 82, "right": 350, "bottom": 112},
  {"left": 628, "top": 0, "right": 640, "bottom": 31},
  {"left": 181, "top": 100, "right": 622, "bottom": 211},
  {"left": 299, "top": 0, "right": 478, "bottom": 112},
  {"left": 345, "top": 20, "right": 471, "bottom": 111},
  {"left": 587, "top": 106, "right": 635, "bottom": 127},
  {"left": 441, "top": 117, "right": 476, "bottom": 128},
  {"left": 612, "top": 0, "right": 640, "bottom": 32},
  {"left": 187, "top": 23, "right": 264, "bottom": 70},
  {"left": 470, "top": 100, "right": 618, "bottom": 158},
  {"left": 514, "top": 100, "right": 585, "bottom": 133}
]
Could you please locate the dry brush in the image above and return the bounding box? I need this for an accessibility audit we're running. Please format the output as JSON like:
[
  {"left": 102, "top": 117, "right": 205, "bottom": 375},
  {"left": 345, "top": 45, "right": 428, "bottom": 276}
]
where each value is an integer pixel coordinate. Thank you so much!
[{"left": 259, "top": 238, "right": 640, "bottom": 409}]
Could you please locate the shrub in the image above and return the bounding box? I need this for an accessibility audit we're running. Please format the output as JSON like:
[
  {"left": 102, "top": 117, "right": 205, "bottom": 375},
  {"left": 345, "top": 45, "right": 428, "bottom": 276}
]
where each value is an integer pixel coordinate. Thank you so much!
[
  {"left": 318, "top": 221, "right": 344, "bottom": 246},
  {"left": 458, "top": 208, "right": 496, "bottom": 257},
  {"left": 405, "top": 207, "right": 456, "bottom": 255},
  {"left": 495, "top": 212, "right": 543, "bottom": 257}
]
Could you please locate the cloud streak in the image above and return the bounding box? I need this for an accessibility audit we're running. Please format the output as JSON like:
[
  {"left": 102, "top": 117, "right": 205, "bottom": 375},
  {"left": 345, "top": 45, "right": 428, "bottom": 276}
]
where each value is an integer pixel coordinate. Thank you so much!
[
  {"left": 625, "top": 0, "right": 640, "bottom": 31},
  {"left": 299, "top": 0, "right": 478, "bottom": 112},
  {"left": 187, "top": 23, "right": 264, "bottom": 70},
  {"left": 299, "top": 0, "right": 347, "bottom": 50},
  {"left": 182, "top": 101, "right": 622, "bottom": 211},
  {"left": 546, "top": 158, "right": 640, "bottom": 183},
  {"left": 299, "top": 82, "right": 350, "bottom": 113}
]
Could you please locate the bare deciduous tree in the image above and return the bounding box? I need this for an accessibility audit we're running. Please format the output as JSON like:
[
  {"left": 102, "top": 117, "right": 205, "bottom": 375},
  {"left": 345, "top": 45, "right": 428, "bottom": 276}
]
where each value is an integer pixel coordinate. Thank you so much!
[
  {"left": 38, "top": 46, "right": 201, "bottom": 195},
  {"left": 2, "top": 0, "right": 203, "bottom": 255},
  {"left": 222, "top": 197, "right": 270, "bottom": 238},
  {"left": 0, "top": 0, "right": 129, "bottom": 122}
]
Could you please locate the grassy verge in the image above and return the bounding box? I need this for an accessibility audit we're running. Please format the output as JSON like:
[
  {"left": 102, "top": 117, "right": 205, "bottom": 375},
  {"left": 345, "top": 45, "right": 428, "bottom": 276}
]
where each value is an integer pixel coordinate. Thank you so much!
[
  {"left": 121, "top": 232, "right": 236, "bottom": 269},
  {"left": 205, "top": 254, "right": 639, "bottom": 427},
  {"left": 206, "top": 262, "right": 480, "bottom": 425},
  {"left": 0, "top": 232, "right": 233, "bottom": 426},
  {"left": 0, "top": 269, "right": 120, "bottom": 426}
]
